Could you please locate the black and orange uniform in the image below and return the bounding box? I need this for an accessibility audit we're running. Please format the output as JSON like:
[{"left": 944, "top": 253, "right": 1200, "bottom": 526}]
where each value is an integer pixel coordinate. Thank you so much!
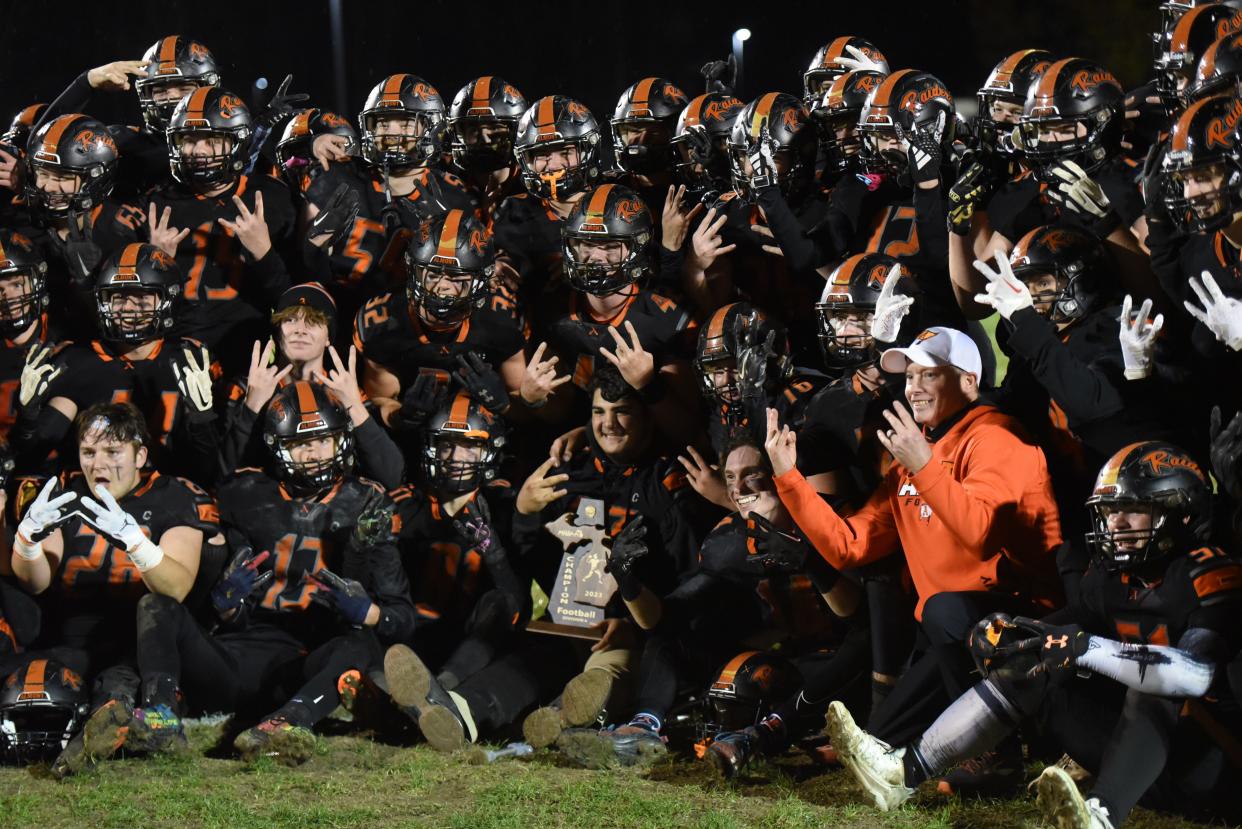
[
  {"left": 705, "top": 369, "right": 826, "bottom": 463},
  {"left": 549, "top": 289, "right": 695, "bottom": 393},
  {"left": 133, "top": 467, "right": 415, "bottom": 725},
  {"left": 0, "top": 578, "right": 41, "bottom": 679},
  {"left": 986, "top": 158, "right": 1144, "bottom": 245},
  {"left": 492, "top": 192, "right": 567, "bottom": 304},
  {"left": 0, "top": 315, "right": 62, "bottom": 442},
  {"left": 21, "top": 470, "right": 219, "bottom": 707}
]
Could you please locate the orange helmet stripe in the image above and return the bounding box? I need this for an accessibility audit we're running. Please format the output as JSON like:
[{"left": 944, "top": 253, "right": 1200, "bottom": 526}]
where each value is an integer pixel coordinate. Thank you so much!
[
  {"left": 449, "top": 390, "right": 472, "bottom": 425},
  {"left": 823, "top": 37, "right": 850, "bottom": 66},
  {"left": 156, "top": 35, "right": 180, "bottom": 76},
  {"left": 870, "top": 69, "right": 917, "bottom": 109},
  {"left": 23, "top": 659, "right": 47, "bottom": 695},
  {"left": 471, "top": 76, "right": 493, "bottom": 111},
  {"left": 16, "top": 104, "right": 43, "bottom": 126},
  {"left": 536, "top": 96, "right": 557, "bottom": 140},
  {"left": 706, "top": 303, "right": 734, "bottom": 342},
  {"left": 1098, "top": 441, "right": 1147, "bottom": 488},
  {"left": 436, "top": 210, "right": 464, "bottom": 260},
  {"left": 1031, "top": 57, "right": 1075, "bottom": 107},
  {"left": 712, "top": 650, "right": 759, "bottom": 687},
  {"left": 186, "top": 85, "right": 213, "bottom": 121},
  {"left": 1172, "top": 6, "right": 1211, "bottom": 54},
  {"left": 294, "top": 380, "right": 319, "bottom": 419},
  {"left": 631, "top": 77, "right": 657, "bottom": 117},
  {"left": 833, "top": 254, "right": 865, "bottom": 286},
  {"left": 1171, "top": 95, "right": 1219, "bottom": 153},
  {"left": 991, "top": 48, "right": 1042, "bottom": 91},
  {"left": 380, "top": 74, "right": 408, "bottom": 105},
  {"left": 585, "top": 183, "right": 613, "bottom": 218},
  {"left": 288, "top": 109, "right": 314, "bottom": 138},
  {"left": 37, "top": 114, "right": 84, "bottom": 159},
  {"left": 115, "top": 243, "right": 143, "bottom": 280},
  {"left": 749, "top": 92, "right": 781, "bottom": 139},
  {"left": 684, "top": 94, "right": 707, "bottom": 127}
]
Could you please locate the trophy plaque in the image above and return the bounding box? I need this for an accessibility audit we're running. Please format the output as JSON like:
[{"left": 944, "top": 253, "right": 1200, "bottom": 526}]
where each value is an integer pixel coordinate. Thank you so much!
[{"left": 527, "top": 497, "right": 618, "bottom": 639}]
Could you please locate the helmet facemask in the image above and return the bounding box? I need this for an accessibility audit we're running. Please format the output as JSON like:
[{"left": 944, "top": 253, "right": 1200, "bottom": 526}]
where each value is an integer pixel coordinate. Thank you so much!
[
  {"left": 517, "top": 137, "right": 599, "bottom": 202},
  {"left": 406, "top": 261, "right": 489, "bottom": 326},
  {"left": 422, "top": 434, "right": 495, "bottom": 494},
  {"left": 1162, "top": 158, "right": 1242, "bottom": 233},
  {"left": 169, "top": 130, "right": 242, "bottom": 186},
  {"left": 816, "top": 303, "right": 878, "bottom": 369},
  {"left": 1017, "top": 115, "right": 1111, "bottom": 176},
  {"left": 96, "top": 287, "right": 172, "bottom": 343},
  {"left": 360, "top": 111, "right": 442, "bottom": 170},
  {"left": 671, "top": 127, "right": 730, "bottom": 193},
  {"left": 272, "top": 431, "right": 354, "bottom": 496},
  {"left": 136, "top": 76, "right": 214, "bottom": 133},
  {"left": 0, "top": 266, "right": 46, "bottom": 339},
  {"left": 450, "top": 117, "right": 517, "bottom": 173},
  {"left": 563, "top": 234, "right": 648, "bottom": 296},
  {"left": 1085, "top": 499, "right": 1177, "bottom": 572},
  {"left": 612, "top": 118, "right": 673, "bottom": 176}
]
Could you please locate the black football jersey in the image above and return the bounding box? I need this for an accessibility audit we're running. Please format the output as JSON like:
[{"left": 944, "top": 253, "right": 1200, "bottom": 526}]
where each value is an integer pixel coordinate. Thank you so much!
[
  {"left": 492, "top": 191, "right": 567, "bottom": 297},
  {"left": 706, "top": 372, "right": 827, "bottom": 460},
  {"left": 0, "top": 316, "right": 62, "bottom": 441}
]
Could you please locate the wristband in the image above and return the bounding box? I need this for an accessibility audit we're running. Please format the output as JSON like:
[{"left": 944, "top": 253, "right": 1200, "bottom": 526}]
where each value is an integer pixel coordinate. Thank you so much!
[
  {"left": 126, "top": 537, "right": 166, "bottom": 572},
  {"left": 13, "top": 532, "right": 43, "bottom": 561}
]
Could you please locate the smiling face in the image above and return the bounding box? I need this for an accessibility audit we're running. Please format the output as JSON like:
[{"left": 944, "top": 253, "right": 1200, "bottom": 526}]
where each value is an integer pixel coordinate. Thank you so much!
[
  {"left": 903, "top": 363, "right": 976, "bottom": 428},
  {"left": 276, "top": 307, "right": 330, "bottom": 364},
  {"left": 723, "top": 444, "right": 783, "bottom": 522},
  {"left": 590, "top": 387, "right": 652, "bottom": 463}
]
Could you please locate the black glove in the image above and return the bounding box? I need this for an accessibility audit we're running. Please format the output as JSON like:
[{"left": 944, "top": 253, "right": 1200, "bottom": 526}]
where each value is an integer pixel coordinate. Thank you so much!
[
  {"left": 946, "top": 160, "right": 1001, "bottom": 236},
  {"left": 741, "top": 513, "right": 808, "bottom": 575},
  {"left": 63, "top": 210, "right": 102, "bottom": 289},
  {"left": 966, "top": 612, "right": 1044, "bottom": 677},
  {"left": 308, "top": 183, "right": 361, "bottom": 248},
  {"left": 452, "top": 497, "right": 507, "bottom": 566},
  {"left": 897, "top": 112, "right": 947, "bottom": 187},
  {"left": 453, "top": 352, "right": 510, "bottom": 413},
  {"left": 701, "top": 55, "right": 737, "bottom": 96},
  {"left": 398, "top": 373, "right": 449, "bottom": 430},
  {"left": 1026, "top": 619, "right": 1090, "bottom": 682},
  {"left": 351, "top": 499, "right": 396, "bottom": 549},
  {"left": 256, "top": 74, "right": 310, "bottom": 131},
  {"left": 1211, "top": 406, "right": 1242, "bottom": 503},
  {"left": 210, "top": 547, "right": 273, "bottom": 616},
  {"left": 606, "top": 515, "right": 649, "bottom": 581},
  {"left": 308, "top": 567, "right": 373, "bottom": 627}
]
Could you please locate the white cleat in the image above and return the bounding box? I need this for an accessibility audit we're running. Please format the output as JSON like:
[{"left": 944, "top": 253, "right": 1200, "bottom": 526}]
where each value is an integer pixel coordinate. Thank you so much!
[
  {"left": 825, "top": 701, "right": 914, "bottom": 811},
  {"left": 1035, "top": 766, "right": 1115, "bottom": 829}
]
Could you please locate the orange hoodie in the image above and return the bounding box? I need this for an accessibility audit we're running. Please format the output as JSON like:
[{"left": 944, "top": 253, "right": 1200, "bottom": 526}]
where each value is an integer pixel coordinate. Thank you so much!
[{"left": 774, "top": 404, "right": 1063, "bottom": 619}]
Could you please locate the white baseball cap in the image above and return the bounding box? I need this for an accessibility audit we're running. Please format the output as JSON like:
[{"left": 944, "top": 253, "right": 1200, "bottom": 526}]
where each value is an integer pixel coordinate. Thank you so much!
[{"left": 879, "top": 326, "right": 982, "bottom": 377}]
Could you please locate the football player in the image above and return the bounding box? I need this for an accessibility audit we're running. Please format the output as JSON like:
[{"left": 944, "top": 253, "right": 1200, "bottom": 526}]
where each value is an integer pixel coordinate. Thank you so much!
[
  {"left": 445, "top": 76, "right": 528, "bottom": 214},
  {"left": 0, "top": 230, "right": 60, "bottom": 440}
]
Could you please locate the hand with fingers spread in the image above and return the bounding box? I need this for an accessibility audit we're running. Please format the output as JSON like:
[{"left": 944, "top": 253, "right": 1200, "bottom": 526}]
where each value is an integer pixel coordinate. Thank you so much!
[
  {"left": 763, "top": 408, "right": 798, "bottom": 477},
  {"left": 16, "top": 478, "right": 77, "bottom": 545},
  {"left": 550, "top": 425, "right": 588, "bottom": 463},
  {"left": 606, "top": 516, "right": 649, "bottom": 582},
  {"left": 749, "top": 223, "right": 783, "bottom": 257},
  {"left": 1045, "top": 160, "right": 1118, "bottom": 234},
  {"left": 87, "top": 59, "right": 150, "bottom": 91},
  {"left": 947, "top": 161, "right": 1000, "bottom": 235},
  {"left": 211, "top": 547, "right": 273, "bottom": 617},
  {"left": 833, "top": 44, "right": 887, "bottom": 73},
  {"left": 244, "top": 339, "right": 293, "bottom": 414},
  {"left": 398, "top": 372, "right": 448, "bottom": 429},
  {"left": 599, "top": 321, "right": 656, "bottom": 391},
  {"left": 307, "top": 567, "right": 375, "bottom": 627},
  {"left": 876, "top": 400, "right": 932, "bottom": 472},
  {"left": 520, "top": 342, "right": 571, "bottom": 407},
  {"left": 147, "top": 202, "right": 190, "bottom": 257},
  {"left": 678, "top": 445, "right": 731, "bottom": 509},
  {"left": 742, "top": 512, "right": 808, "bottom": 575},
  {"left": 19, "top": 343, "right": 62, "bottom": 410},
  {"left": 689, "top": 207, "right": 737, "bottom": 272},
  {"left": 1118, "top": 295, "right": 1165, "bottom": 379},
  {"left": 1185, "top": 270, "right": 1242, "bottom": 350},
  {"left": 312, "top": 134, "right": 354, "bottom": 171},
  {"left": 871, "top": 265, "right": 914, "bottom": 343},
  {"left": 896, "top": 112, "right": 946, "bottom": 188},
  {"left": 452, "top": 498, "right": 508, "bottom": 566},
  {"left": 453, "top": 352, "right": 511, "bottom": 413},
  {"left": 256, "top": 74, "right": 309, "bottom": 130},
  {"left": 1210, "top": 405, "right": 1242, "bottom": 502},
  {"left": 314, "top": 345, "right": 366, "bottom": 417},
  {"left": 63, "top": 210, "right": 102, "bottom": 287},
  {"left": 172, "top": 344, "right": 214, "bottom": 415},
  {"left": 219, "top": 192, "right": 272, "bottom": 259},
  {"left": 516, "top": 456, "right": 570, "bottom": 515},
  {"left": 733, "top": 313, "right": 777, "bottom": 403},
  {"left": 308, "top": 183, "right": 360, "bottom": 248},
  {"left": 662, "top": 184, "right": 705, "bottom": 252},
  {"left": 79, "top": 484, "right": 146, "bottom": 550},
  {"left": 972, "top": 250, "right": 1033, "bottom": 320},
  {"left": 747, "top": 124, "right": 781, "bottom": 187}
]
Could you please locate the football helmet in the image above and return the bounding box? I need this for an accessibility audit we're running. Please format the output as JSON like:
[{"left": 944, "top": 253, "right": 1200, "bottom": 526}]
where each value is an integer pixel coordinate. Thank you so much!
[
  {"left": 670, "top": 92, "right": 744, "bottom": 195},
  {"left": 703, "top": 651, "right": 801, "bottom": 736},
  {"left": 135, "top": 36, "right": 221, "bottom": 133},
  {"left": 513, "top": 95, "right": 602, "bottom": 201},
  {"left": 811, "top": 69, "right": 886, "bottom": 176},
  {"left": 695, "top": 302, "right": 791, "bottom": 406},
  {"left": 802, "top": 36, "right": 890, "bottom": 107},
  {"left": 0, "top": 658, "right": 88, "bottom": 765},
  {"left": 727, "top": 93, "right": 817, "bottom": 201},
  {"left": 1188, "top": 30, "right": 1242, "bottom": 100},
  {"left": 447, "top": 76, "right": 527, "bottom": 174},
  {"left": 25, "top": 114, "right": 117, "bottom": 218},
  {"left": 405, "top": 208, "right": 495, "bottom": 324},
  {"left": 95, "top": 243, "right": 184, "bottom": 343},
  {"left": 1154, "top": 3, "right": 1242, "bottom": 108},
  {"left": 1, "top": 103, "right": 46, "bottom": 152},
  {"left": 858, "top": 69, "right": 956, "bottom": 179},
  {"left": 276, "top": 108, "right": 358, "bottom": 177},
  {"left": 166, "top": 87, "right": 253, "bottom": 186},
  {"left": 1008, "top": 225, "right": 1111, "bottom": 323},
  {"left": 1161, "top": 94, "right": 1242, "bottom": 233},
  {"left": 421, "top": 390, "right": 507, "bottom": 494},
  {"left": 358, "top": 74, "right": 446, "bottom": 170},
  {"left": 1016, "top": 57, "right": 1123, "bottom": 175},
  {"left": 561, "top": 183, "right": 653, "bottom": 295},
  {"left": 976, "top": 49, "right": 1055, "bottom": 157},
  {"left": 816, "top": 253, "right": 914, "bottom": 369},
  {"left": 263, "top": 381, "right": 355, "bottom": 495},
  {"left": 610, "top": 77, "right": 689, "bottom": 176},
  {"left": 0, "top": 230, "right": 49, "bottom": 339},
  {"left": 1085, "top": 441, "right": 1211, "bottom": 571}
]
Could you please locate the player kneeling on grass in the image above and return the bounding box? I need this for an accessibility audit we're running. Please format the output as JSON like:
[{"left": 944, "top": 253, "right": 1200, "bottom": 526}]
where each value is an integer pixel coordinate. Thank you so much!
[{"left": 826, "top": 441, "right": 1242, "bottom": 829}]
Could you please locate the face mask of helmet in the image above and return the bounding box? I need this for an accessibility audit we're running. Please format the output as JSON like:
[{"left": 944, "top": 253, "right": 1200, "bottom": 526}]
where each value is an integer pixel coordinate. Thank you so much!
[
  {"left": 137, "top": 78, "right": 210, "bottom": 133},
  {"left": 0, "top": 268, "right": 45, "bottom": 339},
  {"left": 96, "top": 288, "right": 169, "bottom": 343},
  {"left": 1163, "top": 160, "right": 1242, "bottom": 233},
  {"left": 361, "top": 112, "right": 442, "bottom": 170},
  {"left": 406, "top": 263, "right": 488, "bottom": 324},
  {"left": 518, "top": 138, "right": 598, "bottom": 202},
  {"left": 817, "top": 306, "right": 878, "bottom": 368},
  {"left": 613, "top": 120, "right": 673, "bottom": 176},
  {"left": 563, "top": 236, "right": 648, "bottom": 296},
  {"left": 171, "top": 131, "right": 238, "bottom": 186},
  {"left": 672, "top": 128, "right": 731, "bottom": 194},
  {"left": 0, "top": 659, "right": 88, "bottom": 765},
  {"left": 272, "top": 432, "right": 354, "bottom": 495},
  {"left": 451, "top": 118, "right": 516, "bottom": 172},
  {"left": 423, "top": 435, "right": 494, "bottom": 494},
  {"left": 859, "top": 126, "right": 909, "bottom": 179}
]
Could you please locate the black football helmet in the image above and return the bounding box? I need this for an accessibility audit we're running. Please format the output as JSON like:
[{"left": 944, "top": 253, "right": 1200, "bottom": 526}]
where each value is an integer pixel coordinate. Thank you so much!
[
  {"left": 561, "top": 183, "right": 653, "bottom": 295},
  {"left": 610, "top": 77, "right": 689, "bottom": 176},
  {"left": 1016, "top": 57, "right": 1124, "bottom": 175},
  {"left": 1188, "top": 29, "right": 1242, "bottom": 100},
  {"left": 276, "top": 108, "right": 358, "bottom": 179},
  {"left": 859, "top": 69, "right": 956, "bottom": 179},
  {"left": 1008, "top": 225, "right": 1111, "bottom": 323},
  {"left": 1161, "top": 94, "right": 1242, "bottom": 233},
  {"left": 802, "top": 37, "right": 890, "bottom": 107},
  {"left": 264, "top": 381, "right": 355, "bottom": 495},
  {"left": 0, "top": 230, "right": 48, "bottom": 339},
  {"left": 166, "top": 87, "right": 252, "bottom": 186},
  {"left": 0, "top": 658, "right": 88, "bottom": 765},
  {"left": 703, "top": 651, "right": 802, "bottom": 737},
  {"left": 405, "top": 209, "right": 495, "bottom": 324},
  {"left": 695, "top": 302, "right": 791, "bottom": 407},
  {"left": 95, "top": 243, "right": 184, "bottom": 343},
  {"left": 727, "top": 93, "right": 817, "bottom": 201},
  {"left": 1154, "top": 3, "right": 1242, "bottom": 108},
  {"left": 358, "top": 74, "right": 446, "bottom": 170},
  {"left": 1, "top": 103, "right": 46, "bottom": 152},
  {"left": 1085, "top": 441, "right": 1212, "bottom": 571},
  {"left": 448, "top": 76, "right": 528, "bottom": 174},
  {"left": 671, "top": 92, "right": 745, "bottom": 195},
  {"left": 811, "top": 69, "right": 886, "bottom": 176},
  {"left": 135, "top": 36, "right": 221, "bottom": 133},
  {"left": 513, "top": 95, "right": 603, "bottom": 202},
  {"left": 976, "top": 49, "right": 1055, "bottom": 156},
  {"left": 25, "top": 114, "right": 118, "bottom": 218},
  {"left": 816, "top": 253, "right": 914, "bottom": 369},
  {"left": 421, "top": 390, "right": 507, "bottom": 494}
]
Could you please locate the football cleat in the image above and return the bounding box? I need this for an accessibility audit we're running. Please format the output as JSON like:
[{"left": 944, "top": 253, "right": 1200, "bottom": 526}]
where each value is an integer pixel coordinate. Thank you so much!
[
  {"left": 558, "top": 714, "right": 667, "bottom": 769},
  {"left": 522, "top": 668, "right": 613, "bottom": 749},
  {"left": 233, "top": 716, "right": 317, "bottom": 766},
  {"left": 1036, "top": 766, "right": 1115, "bottom": 829},
  {"left": 825, "top": 701, "right": 914, "bottom": 811},
  {"left": 706, "top": 728, "right": 758, "bottom": 778},
  {"left": 124, "top": 704, "right": 189, "bottom": 755},
  {"left": 935, "top": 739, "right": 1024, "bottom": 798},
  {"left": 384, "top": 644, "right": 477, "bottom": 752},
  {"left": 50, "top": 698, "right": 134, "bottom": 778}
]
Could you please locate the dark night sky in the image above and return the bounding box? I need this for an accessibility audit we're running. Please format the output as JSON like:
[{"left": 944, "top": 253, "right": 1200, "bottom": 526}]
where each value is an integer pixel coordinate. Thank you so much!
[{"left": 0, "top": 0, "right": 1155, "bottom": 133}]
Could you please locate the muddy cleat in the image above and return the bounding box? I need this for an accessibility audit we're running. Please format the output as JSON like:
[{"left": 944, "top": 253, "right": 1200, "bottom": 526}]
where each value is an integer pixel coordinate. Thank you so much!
[
  {"left": 1036, "top": 766, "right": 1115, "bottom": 829},
  {"left": 826, "top": 701, "right": 914, "bottom": 811},
  {"left": 124, "top": 705, "right": 189, "bottom": 756},
  {"left": 51, "top": 699, "right": 134, "bottom": 778},
  {"left": 233, "top": 716, "right": 317, "bottom": 766},
  {"left": 935, "top": 740, "right": 1024, "bottom": 798},
  {"left": 558, "top": 714, "right": 667, "bottom": 769},
  {"left": 706, "top": 728, "right": 758, "bottom": 778},
  {"left": 522, "top": 668, "right": 613, "bottom": 749},
  {"left": 384, "top": 644, "right": 476, "bottom": 752}
]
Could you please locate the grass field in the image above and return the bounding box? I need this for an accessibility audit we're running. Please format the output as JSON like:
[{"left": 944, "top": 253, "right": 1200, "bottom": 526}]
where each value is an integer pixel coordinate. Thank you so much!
[{"left": 0, "top": 718, "right": 1223, "bottom": 829}]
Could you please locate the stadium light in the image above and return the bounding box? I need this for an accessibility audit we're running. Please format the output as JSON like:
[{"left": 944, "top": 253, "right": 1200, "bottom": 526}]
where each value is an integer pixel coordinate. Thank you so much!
[
  {"left": 732, "top": 29, "right": 751, "bottom": 95},
  {"left": 254, "top": 77, "right": 269, "bottom": 91},
  {"left": 734, "top": 28, "right": 751, "bottom": 42}
]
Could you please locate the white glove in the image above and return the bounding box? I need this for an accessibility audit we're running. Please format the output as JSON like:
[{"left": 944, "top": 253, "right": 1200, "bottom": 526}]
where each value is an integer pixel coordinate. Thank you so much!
[
  {"left": 1118, "top": 294, "right": 1165, "bottom": 380},
  {"left": 833, "top": 44, "right": 886, "bottom": 73},
  {"left": 16, "top": 477, "right": 77, "bottom": 543},
  {"left": 972, "top": 251, "right": 1034, "bottom": 320},
  {"left": 870, "top": 264, "right": 915, "bottom": 343},
  {"left": 172, "top": 345, "right": 214, "bottom": 413},
  {"left": 1185, "top": 270, "right": 1242, "bottom": 351},
  {"left": 80, "top": 483, "right": 146, "bottom": 550},
  {"left": 1046, "top": 159, "right": 1112, "bottom": 219},
  {"left": 18, "top": 343, "right": 61, "bottom": 407}
]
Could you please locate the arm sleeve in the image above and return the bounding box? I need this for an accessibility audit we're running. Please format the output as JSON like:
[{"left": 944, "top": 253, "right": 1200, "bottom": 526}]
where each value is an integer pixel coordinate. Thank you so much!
[
  {"left": 1003, "top": 308, "right": 1125, "bottom": 422},
  {"left": 754, "top": 186, "right": 834, "bottom": 273},
  {"left": 352, "top": 415, "right": 404, "bottom": 491},
  {"left": 1078, "top": 629, "right": 1219, "bottom": 698},
  {"left": 912, "top": 184, "right": 950, "bottom": 266},
  {"left": 773, "top": 466, "right": 899, "bottom": 570},
  {"left": 218, "top": 397, "right": 260, "bottom": 478},
  {"left": 245, "top": 246, "right": 292, "bottom": 307},
  {"left": 364, "top": 540, "right": 418, "bottom": 643},
  {"left": 36, "top": 72, "right": 95, "bottom": 128}
]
